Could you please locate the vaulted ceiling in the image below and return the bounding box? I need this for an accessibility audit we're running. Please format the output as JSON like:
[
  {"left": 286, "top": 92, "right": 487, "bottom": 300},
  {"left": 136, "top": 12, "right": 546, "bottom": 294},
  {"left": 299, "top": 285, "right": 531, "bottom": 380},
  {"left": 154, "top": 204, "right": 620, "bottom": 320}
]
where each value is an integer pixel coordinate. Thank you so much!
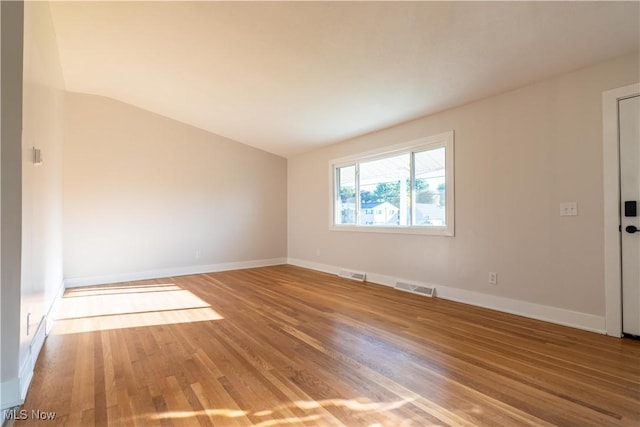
[{"left": 49, "top": 1, "right": 639, "bottom": 157}]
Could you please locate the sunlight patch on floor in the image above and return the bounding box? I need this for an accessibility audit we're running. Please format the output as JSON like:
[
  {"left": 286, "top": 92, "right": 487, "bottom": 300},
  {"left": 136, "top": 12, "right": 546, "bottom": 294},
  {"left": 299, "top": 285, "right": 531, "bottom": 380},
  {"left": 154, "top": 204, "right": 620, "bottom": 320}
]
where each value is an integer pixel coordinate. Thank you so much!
[
  {"left": 141, "top": 397, "right": 416, "bottom": 426},
  {"left": 151, "top": 408, "right": 248, "bottom": 419},
  {"left": 253, "top": 414, "right": 323, "bottom": 427},
  {"left": 53, "top": 283, "right": 223, "bottom": 335},
  {"left": 289, "top": 398, "right": 411, "bottom": 412}
]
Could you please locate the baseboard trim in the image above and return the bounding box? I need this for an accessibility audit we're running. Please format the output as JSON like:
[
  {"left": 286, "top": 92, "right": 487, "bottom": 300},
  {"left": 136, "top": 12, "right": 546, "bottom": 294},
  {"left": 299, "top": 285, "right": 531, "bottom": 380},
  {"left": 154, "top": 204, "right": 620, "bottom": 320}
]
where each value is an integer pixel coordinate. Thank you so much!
[
  {"left": 63, "top": 258, "right": 288, "bottom": 288},
  {"left": 19, "top": 358, "right": 34, "bottom": 403},
  {"left": 18, "top": 316, "right": 46, "bottom": 401},
  {"left": 287, "top": 257, "right": 606, "bottom": 334},
  {"left": 286, "top": 258, "right": 338, "bottom": 276},
  {"left": 10, "top": 279, "right": 66, "bottom": 409}
]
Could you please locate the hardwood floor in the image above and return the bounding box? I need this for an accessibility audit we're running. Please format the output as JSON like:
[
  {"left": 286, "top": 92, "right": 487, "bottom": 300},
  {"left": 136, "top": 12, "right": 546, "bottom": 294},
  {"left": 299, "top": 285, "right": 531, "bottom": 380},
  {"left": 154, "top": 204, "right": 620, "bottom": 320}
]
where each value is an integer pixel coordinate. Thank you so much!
[{"left": 17, "top": 265, "right": 640, "bottom": 426}]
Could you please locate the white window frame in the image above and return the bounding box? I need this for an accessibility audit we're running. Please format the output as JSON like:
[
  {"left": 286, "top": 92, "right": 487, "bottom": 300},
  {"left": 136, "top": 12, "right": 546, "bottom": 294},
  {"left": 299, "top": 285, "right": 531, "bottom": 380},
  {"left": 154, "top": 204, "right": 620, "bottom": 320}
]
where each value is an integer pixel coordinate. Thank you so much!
[{"left": 329, "top": 131, "right": 454, "bottom": 236}]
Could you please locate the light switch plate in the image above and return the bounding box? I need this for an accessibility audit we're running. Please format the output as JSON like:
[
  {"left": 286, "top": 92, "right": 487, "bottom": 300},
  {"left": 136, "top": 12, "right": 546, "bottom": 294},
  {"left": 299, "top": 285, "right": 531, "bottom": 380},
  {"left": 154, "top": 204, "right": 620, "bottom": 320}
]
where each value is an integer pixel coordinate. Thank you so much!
[{"left": 560, "top": 202, "right": 578, "bottom": 216}]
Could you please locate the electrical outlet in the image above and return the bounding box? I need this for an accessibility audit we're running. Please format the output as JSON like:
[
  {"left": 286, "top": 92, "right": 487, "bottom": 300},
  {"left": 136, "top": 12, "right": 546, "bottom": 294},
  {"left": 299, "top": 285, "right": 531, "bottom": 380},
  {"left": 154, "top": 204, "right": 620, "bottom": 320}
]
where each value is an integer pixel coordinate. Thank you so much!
[
  {"left": 27, "top": 312, "right": 31, "bottom": 336},
  {"left": 316, "top": 248, "right": 320, "bottom": 257},
  {"left": 488, "top": 272, "right": 497, "bottom": 285},
  {"left": 195, "top": 250, "right": 202, "bottom": 259},
  {"left": 560, "top": 202, "right": 578, "bottom": 216}
]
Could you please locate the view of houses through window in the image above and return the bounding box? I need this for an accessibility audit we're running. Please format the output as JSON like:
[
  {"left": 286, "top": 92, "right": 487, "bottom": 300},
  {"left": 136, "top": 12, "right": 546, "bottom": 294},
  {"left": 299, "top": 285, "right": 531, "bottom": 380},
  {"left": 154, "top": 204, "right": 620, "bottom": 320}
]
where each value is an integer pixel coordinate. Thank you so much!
[{"left": 334, "top": 143, "right": 448, "bottom": 229}]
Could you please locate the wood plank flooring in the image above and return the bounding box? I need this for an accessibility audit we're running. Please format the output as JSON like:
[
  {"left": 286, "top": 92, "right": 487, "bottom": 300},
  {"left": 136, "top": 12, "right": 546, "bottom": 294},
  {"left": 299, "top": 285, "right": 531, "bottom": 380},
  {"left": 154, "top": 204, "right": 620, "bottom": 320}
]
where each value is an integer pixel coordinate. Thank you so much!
[{"left": 16, "top": 265, "right": 640, "bottom": 426}]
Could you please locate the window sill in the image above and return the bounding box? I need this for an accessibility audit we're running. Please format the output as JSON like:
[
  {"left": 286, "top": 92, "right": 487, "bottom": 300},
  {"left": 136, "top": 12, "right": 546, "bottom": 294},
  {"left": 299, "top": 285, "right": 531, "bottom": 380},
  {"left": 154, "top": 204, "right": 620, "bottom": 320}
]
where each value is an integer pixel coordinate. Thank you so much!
[{"left": 329, "top": 224, "right": 454, "bottom": 236}]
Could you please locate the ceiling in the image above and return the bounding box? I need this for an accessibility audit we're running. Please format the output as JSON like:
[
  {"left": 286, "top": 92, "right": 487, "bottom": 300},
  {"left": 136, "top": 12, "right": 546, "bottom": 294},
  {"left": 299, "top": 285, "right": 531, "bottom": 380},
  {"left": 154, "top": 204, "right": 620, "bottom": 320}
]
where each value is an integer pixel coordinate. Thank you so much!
[{"left": 49, "top": 1, "right": 639, "bottom": 158}]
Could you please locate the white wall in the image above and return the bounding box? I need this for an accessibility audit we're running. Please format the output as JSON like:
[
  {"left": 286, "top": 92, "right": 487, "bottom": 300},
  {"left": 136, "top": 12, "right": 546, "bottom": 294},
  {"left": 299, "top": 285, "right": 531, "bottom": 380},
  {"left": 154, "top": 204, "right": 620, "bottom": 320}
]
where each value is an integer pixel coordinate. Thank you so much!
[
  {"left": 19, "top": 0, "right": 66, "bottom": 397},
  {"left": 288, "top": 53, "right": 640, "bottom": 332},
  {"left": 1, "top": 0, "right": 24, "bottom": 410},
  {"left": 63, "top": 93, "right": 287, "bottom": 284}
]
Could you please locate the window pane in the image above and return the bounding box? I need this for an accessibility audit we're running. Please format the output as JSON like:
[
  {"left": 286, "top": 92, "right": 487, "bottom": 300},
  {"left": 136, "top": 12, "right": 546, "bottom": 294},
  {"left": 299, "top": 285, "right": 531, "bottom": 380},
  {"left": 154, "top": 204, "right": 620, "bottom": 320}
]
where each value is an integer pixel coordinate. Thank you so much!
[
  {"left": 335, "top": 165, "right": 356, "bottom": 225},
  {"left": 330, "top": 131, "right": 454, "bottom": 235},
  {"left": 359, "top": 153, "right": 410, "bottom": 226},
  {"left": 413, "top": 147, "right": 446, "bottom": 226}
]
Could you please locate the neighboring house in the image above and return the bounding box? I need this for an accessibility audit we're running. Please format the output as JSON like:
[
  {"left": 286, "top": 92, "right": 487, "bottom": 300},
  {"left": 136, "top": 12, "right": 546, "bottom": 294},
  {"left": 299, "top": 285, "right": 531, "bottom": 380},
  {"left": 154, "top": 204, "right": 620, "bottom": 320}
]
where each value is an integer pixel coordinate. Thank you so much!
[
  {"left": 341, "top": 201, "right": 446, "bottom": 226},
  {"left": 361, "top": 202, "right": 399, "bottom": 225},
  {"left": 339, "top": 202, "right": 356, "bottom": 224}
]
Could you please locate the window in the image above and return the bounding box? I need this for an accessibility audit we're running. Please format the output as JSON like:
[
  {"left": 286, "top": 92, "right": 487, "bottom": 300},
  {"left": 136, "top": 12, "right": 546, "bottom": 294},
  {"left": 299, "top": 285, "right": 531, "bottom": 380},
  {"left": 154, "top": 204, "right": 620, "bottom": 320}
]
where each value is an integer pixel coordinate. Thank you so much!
[{"left": 330, "top": 131, "right": 454, "bottom": 236}]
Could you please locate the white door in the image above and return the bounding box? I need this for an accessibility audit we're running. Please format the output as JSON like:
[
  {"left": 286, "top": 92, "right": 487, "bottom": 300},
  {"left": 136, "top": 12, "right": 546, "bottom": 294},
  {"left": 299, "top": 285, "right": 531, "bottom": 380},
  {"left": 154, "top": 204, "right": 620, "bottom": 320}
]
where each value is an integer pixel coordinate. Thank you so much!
[{"left": 620, "top": 94, "right": 640, "bottom": 337}]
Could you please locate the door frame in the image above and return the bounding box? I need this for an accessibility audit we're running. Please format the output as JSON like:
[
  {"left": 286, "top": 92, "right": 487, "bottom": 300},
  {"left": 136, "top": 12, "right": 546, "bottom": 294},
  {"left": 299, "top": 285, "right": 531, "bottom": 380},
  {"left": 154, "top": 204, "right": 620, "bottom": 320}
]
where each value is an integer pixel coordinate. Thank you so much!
[{"left": 603, "top": 83, "right": 640, "bottom": 337}]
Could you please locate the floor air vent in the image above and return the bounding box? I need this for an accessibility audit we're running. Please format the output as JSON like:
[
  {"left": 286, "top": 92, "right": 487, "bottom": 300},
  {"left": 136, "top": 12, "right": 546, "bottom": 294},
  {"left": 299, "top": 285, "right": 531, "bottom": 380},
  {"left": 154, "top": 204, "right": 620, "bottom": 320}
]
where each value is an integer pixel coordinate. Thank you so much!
[
  {"left": 338, "top": 270, "right": 366, "bottom": 282},
  {"left": 395, "top": 281, "right": 435, "bottom": 297}
]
